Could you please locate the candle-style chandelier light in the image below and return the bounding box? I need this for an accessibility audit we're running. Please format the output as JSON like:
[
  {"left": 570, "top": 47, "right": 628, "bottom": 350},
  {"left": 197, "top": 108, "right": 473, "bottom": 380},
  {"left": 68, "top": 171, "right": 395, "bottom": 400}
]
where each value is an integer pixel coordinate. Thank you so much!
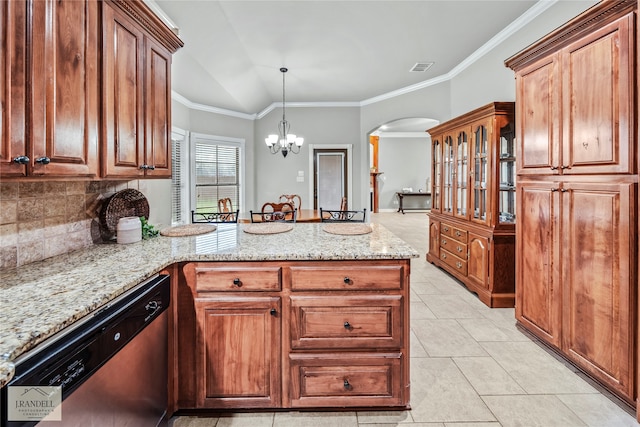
[{"left": 265, "top": 67, "right": 304, "bottom": 157}]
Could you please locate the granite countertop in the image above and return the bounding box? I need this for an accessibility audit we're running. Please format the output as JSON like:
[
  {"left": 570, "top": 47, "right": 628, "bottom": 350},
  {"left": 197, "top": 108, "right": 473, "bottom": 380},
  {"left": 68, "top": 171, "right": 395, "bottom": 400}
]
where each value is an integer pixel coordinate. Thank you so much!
[{"left": 0, "top": 222, "right": 418, "bottom": 387}]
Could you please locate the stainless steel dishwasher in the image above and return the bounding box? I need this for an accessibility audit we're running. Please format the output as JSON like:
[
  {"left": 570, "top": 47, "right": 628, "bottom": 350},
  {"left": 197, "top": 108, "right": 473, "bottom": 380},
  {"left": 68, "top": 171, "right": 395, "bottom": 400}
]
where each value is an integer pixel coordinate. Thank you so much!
[{"left": 1, "top": 274, "right": 170, "bottom": 427}]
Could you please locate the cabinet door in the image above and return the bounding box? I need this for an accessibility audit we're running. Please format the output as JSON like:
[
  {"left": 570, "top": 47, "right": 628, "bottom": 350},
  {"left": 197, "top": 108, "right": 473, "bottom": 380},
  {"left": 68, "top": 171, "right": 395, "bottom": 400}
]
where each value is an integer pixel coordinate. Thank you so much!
[
  {"left": 515, "top": 56, "right": 561, "bottom": 175},
  {"left": 0, "top": 0, "right": 27, "bottom": 178},
  {"left": 427, "top": 218, "right": 440, "bottom": 261},
  {"left": 144, "top": 37, "right": 172, "bottom": 177},
  {"left": 195, "top": 297, "right": 281, "bottom": 408},
  {"left": 467, "top": 233, "right": 489, "bottom": 291},
  {"left": 454, "top": 129, "right": 469, "bottom": 220},
  {"left": 516, "top": 181, "right": 562, "bottom": 348},
  {"left": 561, "top": 182, "right": 634, "bottom": 400},
  {"left": 102, "top": 3, "right": 145, "bottom": 178},
  {"left": 561, "top": 14, "right": 634, "bottom": 175},
  {"left": 470, "top": 120, "right": 490, "bottom": 226},
  {"left": 431, "top": 136, "right": 442, "bottom": 213},
  {"left": 442, "top": 134, "right": 454, "bottom": 214},
  {"left": 29, "top": 0, "right": 99, "bottom": 177}
]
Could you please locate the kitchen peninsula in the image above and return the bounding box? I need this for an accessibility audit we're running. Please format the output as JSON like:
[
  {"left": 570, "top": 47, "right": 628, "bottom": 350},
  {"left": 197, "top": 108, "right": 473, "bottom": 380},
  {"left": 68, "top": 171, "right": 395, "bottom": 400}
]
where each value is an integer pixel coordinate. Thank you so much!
[{"left": 0, "top": 223, "right": 418, "bottom": 414}]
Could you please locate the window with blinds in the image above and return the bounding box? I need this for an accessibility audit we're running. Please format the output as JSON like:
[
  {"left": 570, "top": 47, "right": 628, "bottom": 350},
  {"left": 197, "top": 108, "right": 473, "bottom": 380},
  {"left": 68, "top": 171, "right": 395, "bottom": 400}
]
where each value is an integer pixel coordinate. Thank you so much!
[
  {"left": 194, "top": 140, "right": 240, "bottom": 214},
  {"left": 171, "top": 130, "right": 187, "bottom": 225}
]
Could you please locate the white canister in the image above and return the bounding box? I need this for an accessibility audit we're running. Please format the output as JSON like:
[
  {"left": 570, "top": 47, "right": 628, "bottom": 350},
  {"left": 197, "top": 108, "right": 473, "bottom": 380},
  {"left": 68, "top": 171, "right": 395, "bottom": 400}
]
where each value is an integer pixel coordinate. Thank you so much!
[{"left": 117, "top": 216, "right": 142, "bottom": 244}]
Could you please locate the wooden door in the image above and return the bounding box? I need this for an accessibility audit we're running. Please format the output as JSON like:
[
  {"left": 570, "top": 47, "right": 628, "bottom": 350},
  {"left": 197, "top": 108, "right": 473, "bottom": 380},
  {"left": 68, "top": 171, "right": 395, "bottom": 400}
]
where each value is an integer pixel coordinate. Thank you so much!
[
  {"left": 102, "top": 3, "right": 145, "bottom": 178},
  {"left": 144, "top": 37, "right": 172, "bottom": 177},
  {"left": 0, "top": 0, "right": 27, "bottom": 178},
  {"left": 427, "top": 218, "right": 440, "bottom": 262},
  {"left": 515, "top": 56, "right": 560, "bottom": 175},
  {"left": 561, "top": 14, "right": 634, "bottom": 175},
  {"left": 29, "top": 0, "right": 99, "bottom": 178},
  {"left": 516, "top": 181, "right": 562, "bottom": 347},
  {"left": 467, "top": 233, "right": 489, "bottom": 291},
  {"left": 561, "top": 182, "right": 634, "bottom": 401},
  {"left": 195, "top": 297, "right": 281, "bottom": 408}
]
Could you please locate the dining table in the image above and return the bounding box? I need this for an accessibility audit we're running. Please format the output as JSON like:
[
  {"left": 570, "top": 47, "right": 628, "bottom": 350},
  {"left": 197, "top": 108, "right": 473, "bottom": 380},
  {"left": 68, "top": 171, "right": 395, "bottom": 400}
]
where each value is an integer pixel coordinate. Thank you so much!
[{"left": 238, "top": 208, "right": 322, "bottom": 223}]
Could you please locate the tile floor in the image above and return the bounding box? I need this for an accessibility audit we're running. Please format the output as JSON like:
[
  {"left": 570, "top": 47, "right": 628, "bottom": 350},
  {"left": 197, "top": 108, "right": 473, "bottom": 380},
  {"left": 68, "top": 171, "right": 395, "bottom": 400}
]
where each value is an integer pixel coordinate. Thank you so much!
[{"left": 170, "top": 212, "right": 638, "bottom": 427}]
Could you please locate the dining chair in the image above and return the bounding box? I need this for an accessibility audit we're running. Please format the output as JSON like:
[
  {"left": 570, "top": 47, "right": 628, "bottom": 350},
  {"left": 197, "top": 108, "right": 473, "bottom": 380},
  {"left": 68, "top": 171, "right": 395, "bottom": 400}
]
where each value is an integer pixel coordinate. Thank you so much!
[
  {"left": 218, "top": 198, "right": 233, "bottom": 213},
  {"left": 320, "top": 208, "right": 366, "bottom": 222},
  {"left": 192, "top": 210, "right": 239, "bottom": 223},
  {"left": 251, "top": 202, "right": 297, "bottom": 222},
  {"left": 340, "top": 196, "right": 348, "bottom": 211},
  {"left": 278, "top": 194, "right": 302, "bottom": 210}
]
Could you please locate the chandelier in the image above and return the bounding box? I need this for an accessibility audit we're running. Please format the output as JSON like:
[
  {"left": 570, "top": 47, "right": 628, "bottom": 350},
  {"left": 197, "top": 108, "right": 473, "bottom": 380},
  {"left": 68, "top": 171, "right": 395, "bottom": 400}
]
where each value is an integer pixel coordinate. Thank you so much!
[{"left": 265, "top": 67, "right": 304, "bottom": 157}]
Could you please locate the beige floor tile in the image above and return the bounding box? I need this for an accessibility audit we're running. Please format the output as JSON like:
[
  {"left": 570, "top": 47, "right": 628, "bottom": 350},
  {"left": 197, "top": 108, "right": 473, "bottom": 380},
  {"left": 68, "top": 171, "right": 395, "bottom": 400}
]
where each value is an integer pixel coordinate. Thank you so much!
[
  {"left": 443, "top": 423, "right": 502, "bottom": 427},
  {"left": 480, "top": 341, "right": 597, "bottom": 394},
  {"left": 356, "top": 410, "right": 413, "bottom": 424},
  {"left": 452, "top": 356, "right": 526, "bottom": 395},
  {"left": 362, "top": 424, "right": 444, "bottom": 427},
  {"left": 169, "top": 416, "right": 219, "bottom": 427},
  {"left": 273, "top": 411, "right": 357, "bottom": 426},
  {"left": 556, "top": 394, "right": 637, "bottom": 427},
  {"left": 412, "top": 319, "right": 489, "bottom": 357},
  {"left": 482, "top": 395, "right": 587, "bottom": 427},
  {"left": 410, "top": 329, "right": 429, "bottom": 358},
  {"left": 457, "top": 318, "right": 529, "bottom": 342},
  {"left": 409, "top": 358, "right": 496, "bottom": 423},
  {"left": 216, "top": 412, "right": 275, "bottom": 427},
  {"left": 411, "top": 301, "right": 437, "bottom": 319},
  {"left": 422, "top": 295, "right": 487, "bottom": 319}
]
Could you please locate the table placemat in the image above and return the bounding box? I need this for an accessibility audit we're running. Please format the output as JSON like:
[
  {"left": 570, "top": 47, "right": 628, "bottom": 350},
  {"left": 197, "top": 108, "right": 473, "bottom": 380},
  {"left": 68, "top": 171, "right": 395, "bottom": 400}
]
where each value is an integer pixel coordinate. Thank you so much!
[
  {"left": 243, "top": 223, "right": 294, "bottom": 235},
  {"left": 322, "top": 223, "right": 373, "bottom": 235},
  {"left": 160, "top": 224, "right": 217, "bottom": 237}
]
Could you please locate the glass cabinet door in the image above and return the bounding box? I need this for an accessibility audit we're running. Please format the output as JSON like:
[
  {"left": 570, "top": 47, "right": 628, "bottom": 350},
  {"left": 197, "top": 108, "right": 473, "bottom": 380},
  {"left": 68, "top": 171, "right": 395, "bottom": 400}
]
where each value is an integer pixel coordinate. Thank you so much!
[
  {"left": 499, "top": 123, "right": 516, "bottom": 223},
  {"left": 432, "top": 137, "right": 441, "bottom": 212},
  {"left": 455, "top": 131, "right": 468, "bottom": 219},
  {"left": 443, "top": 135, "right": 454, "bottom": 214},
  {"left": 471, "top": 124, "right": 488, "bottom": 224}
]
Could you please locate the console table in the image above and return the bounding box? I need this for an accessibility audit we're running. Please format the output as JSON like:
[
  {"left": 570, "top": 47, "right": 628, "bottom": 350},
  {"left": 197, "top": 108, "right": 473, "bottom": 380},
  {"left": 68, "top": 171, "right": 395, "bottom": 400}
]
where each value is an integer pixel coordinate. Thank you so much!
[{"left": 396, "top": 192, "right": 431, "bottom": 213}]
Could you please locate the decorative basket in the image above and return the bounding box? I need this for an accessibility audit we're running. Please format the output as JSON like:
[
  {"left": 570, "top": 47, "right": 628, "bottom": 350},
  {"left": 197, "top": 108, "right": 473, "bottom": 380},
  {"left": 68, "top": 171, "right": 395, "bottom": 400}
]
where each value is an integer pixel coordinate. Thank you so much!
[{"left": 100, "top": 189, "right": 150, "bottom": 240}]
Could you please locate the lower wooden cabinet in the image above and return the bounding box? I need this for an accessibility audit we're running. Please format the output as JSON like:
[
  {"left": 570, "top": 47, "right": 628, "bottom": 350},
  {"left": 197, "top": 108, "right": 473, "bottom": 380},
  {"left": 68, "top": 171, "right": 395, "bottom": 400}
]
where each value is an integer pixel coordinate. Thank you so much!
[{"left": 176, "top": 259, "right": 411, "bottom": 411}]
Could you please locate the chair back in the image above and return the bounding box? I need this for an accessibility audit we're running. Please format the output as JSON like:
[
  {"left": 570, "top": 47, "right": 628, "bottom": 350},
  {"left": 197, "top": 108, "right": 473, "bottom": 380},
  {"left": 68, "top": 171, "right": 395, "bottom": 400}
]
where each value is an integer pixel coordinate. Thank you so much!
[
  {"left": 320, "top": 208, "right": 366, "bottom": 223},
  {"left": 339, "top": 196, "right": 348, "bottom": 211},
  {"left": 192, "top": 210, "right": 239, "bottom": 223},
  {"left": 250, "top": 207, "right": 297, "bottom": 223},
  {"left": 218, "top": 198, "right": 233, "bottom": 213},
  {"left": 278, "top": 194, "right": 302, "bottom": 210}
]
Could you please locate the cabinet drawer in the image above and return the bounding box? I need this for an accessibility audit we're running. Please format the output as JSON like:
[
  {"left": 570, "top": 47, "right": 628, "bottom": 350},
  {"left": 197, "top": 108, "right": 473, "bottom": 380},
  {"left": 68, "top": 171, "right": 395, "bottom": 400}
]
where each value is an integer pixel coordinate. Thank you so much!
[
  {"left": 289, "top": 353, "right": 404, "bottom": 408},
  {"left": 290, "top": 264, "right": 403, "bottom": 291},
  {"left": 441, "top": 223, "right": 467, "bottom": 243},
  {"left": 440, "top": 248, "right": 468, "bottom": 276},
  {"left": 189, "top": 263, "right": 282, "bottom": 292},
  {"left": 290, "top": 295, "right": 402, "bottom": 349},
  {"left": 440, "top": 237, "right": 467, "bottom": 256}
]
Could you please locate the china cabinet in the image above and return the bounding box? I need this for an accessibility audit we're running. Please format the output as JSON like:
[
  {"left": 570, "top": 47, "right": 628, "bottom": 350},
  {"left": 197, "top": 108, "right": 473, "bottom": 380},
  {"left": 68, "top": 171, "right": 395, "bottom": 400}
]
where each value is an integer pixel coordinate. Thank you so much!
[
  {"left": 175, "top": 259, "right": 410, "bottom": 410},
  {"left": 505, "top": 0, "right": 637, "bottom": 410},
  {"left": 427, "top": 102, "right": 516, "bottom": 308}
]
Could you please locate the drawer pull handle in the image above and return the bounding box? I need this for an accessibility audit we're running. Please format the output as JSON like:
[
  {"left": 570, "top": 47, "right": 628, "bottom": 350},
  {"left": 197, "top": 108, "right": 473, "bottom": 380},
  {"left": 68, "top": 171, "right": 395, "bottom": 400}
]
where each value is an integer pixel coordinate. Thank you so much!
[
  {"left": 443, "top": 226, "right": 449, "bottom": 232},
  {"left": 343, "top": 277, "right": 351, "bottom": 285},
  {"left": 35, "top": 156, "right": 51, "bottom": 165},
  {"left": 442, "top": 253, "right": 447, "bottom": 259},
  {"left": 455, "top": 231, "right": 461, "bottom": 237},
  {"left": 13, "top": 155, "right": 29, "bottom": 164},
  {"left": 456, "top": 262, "right": 462, "bottom": 268},
  {"left": 232, "top": 278, "right": 242, "bottom": 287},
  {"left": 457, "top": 246, "right": 463, "bottom": 253},
  {"left": 344, "top": 379, "right": 351, "bottom": 390},
  {"left": 441, "top": 239, "right": 447, "bottom": 245},
  {"left": 270, "top": 308, "right": 277, "bottom": 316},
  {"left": 344, "top": 321, "right": 352, "bottom": 330}
]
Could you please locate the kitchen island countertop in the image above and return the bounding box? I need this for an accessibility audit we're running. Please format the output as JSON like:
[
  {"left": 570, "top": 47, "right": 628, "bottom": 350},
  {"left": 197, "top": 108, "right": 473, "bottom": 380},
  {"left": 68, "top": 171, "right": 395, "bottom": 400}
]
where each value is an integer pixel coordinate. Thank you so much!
[{"left": 0, "top": 222, "right": 419, "bottom": 387}]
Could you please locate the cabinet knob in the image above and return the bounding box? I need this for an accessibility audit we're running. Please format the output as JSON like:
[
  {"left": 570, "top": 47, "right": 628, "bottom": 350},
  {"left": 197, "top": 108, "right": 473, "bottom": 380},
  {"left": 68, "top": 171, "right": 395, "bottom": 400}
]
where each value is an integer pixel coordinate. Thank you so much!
[
  {"left": 443, "top": 226, "right": 449, "bottom": 232},
  {"left": 343, "top": 277, "right": 351, "bottom": 285},
  {"left": 12, "top": 155, "right": 29, "bottom": 164},
  {"left": 441, "top": 239, "right": 447, "bottom": 245},
  {"left": 457, "top": 246, "right": 463, "bottom": 253},
  {"left": 550, "top": 166, "right": 558, "bottom": 170},
  {"left": 343, "top": 379, "right": 351, "bottom": 389},
  {"left": 551, "top": 188, "right": 559, "bottom": 192},
  {"left": 456, "top": 262, "right": 463, "bottom": 269},
  {"left": 139, "top": 164, "right": 148, "bottom": 170},
  {"left": 560, "top": 188, "right": 569, "bottom": 193},
  {"left": 147, "top": 165, "right": 156, "bottom": 170},
  {"left": 344, "top": 321, "right": 351, "bottom": 330},
  {"left": 442, "top": 253, "right": 447, "bottom": 259},
  {"left": 270, "top": 308, "right": 277, "bottom": 316},
  {"left": 35, "top": 156, "right": 51, "bottom": 165},
  {"left": 232, "top": 278, "right": 242, "bottom": 287},
  {"left": 561, "top": 165, "right": 569, "bottom": 170}
]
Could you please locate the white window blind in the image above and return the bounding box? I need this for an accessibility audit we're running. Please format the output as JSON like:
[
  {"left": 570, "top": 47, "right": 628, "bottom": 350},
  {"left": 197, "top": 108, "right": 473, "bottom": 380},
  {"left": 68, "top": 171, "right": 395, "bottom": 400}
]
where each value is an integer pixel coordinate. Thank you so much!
[
  {"left": 194, "top": 140, "right": 240, "bottom": 214},
  {"left": 171, "top": 129, "right": 188, "bottom": 225}
]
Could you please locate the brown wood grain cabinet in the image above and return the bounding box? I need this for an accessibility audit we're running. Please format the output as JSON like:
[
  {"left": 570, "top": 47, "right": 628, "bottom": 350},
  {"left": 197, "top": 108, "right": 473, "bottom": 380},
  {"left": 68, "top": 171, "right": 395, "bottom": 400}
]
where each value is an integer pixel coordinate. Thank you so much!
[
  {"left": 175, "top": 259, "right": 411, "bottom": 411},
  {"left": 505, "top": 0, "right": 637, "bottom": 410},
  {"left": 1, "top": 0, "right": 99, "bottom": 179},
  {"left": 0, "top": 0, "right": 181, "bottom": 180},
  {"left": 102, "top": 0, "right": 181, "bottom": 178},
  {"left": 426, "top": 102, "right": 516, "bottom": 308}
]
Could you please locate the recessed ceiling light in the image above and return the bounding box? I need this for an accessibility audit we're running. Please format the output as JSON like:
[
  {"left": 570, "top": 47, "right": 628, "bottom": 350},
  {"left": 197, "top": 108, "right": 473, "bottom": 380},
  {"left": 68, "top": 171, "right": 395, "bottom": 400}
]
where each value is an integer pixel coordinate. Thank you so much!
[{"left": 410, "top": 62, "right": 434, "bottom": 72}]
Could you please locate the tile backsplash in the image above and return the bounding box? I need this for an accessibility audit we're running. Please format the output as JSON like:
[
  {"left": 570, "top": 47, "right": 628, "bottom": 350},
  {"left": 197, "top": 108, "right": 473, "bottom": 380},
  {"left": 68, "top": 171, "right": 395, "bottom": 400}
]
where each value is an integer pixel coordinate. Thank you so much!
[{"left": 0, "top": 180, "right": 142, "bottom": 268}]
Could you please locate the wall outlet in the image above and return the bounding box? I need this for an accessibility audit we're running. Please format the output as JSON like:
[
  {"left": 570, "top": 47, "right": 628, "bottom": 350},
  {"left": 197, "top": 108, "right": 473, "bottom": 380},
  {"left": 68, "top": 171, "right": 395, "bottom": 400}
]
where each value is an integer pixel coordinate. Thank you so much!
[{"left": 296, "top": 176, "right": 304, "bottom": 182}]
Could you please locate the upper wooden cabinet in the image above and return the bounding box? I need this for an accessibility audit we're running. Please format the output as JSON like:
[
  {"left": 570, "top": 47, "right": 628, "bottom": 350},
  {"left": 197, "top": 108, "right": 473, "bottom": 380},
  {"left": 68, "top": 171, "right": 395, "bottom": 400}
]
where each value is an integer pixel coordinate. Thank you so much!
[
  {"left": 0, "top": 0, "right": 182, "bottom": 180},
  {"left": 427, "top": 102, "right": 516, "bottom": 308},
  {"left": 1, "top": 0, "right": 99, "bottom": 178},
  {"left": 102, "top": 0, "right": 180, "bottom": 178},
  {"left": 507, "top": 1, "right": 635, "bottom": 176}
]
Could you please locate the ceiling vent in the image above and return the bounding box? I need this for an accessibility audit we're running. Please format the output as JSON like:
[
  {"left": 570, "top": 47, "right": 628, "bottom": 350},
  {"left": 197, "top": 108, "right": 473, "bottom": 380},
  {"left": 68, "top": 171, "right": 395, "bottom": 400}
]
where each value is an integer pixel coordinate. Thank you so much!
[{"left": 410, "top": 62, "right": 434, "bottom": 72}]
